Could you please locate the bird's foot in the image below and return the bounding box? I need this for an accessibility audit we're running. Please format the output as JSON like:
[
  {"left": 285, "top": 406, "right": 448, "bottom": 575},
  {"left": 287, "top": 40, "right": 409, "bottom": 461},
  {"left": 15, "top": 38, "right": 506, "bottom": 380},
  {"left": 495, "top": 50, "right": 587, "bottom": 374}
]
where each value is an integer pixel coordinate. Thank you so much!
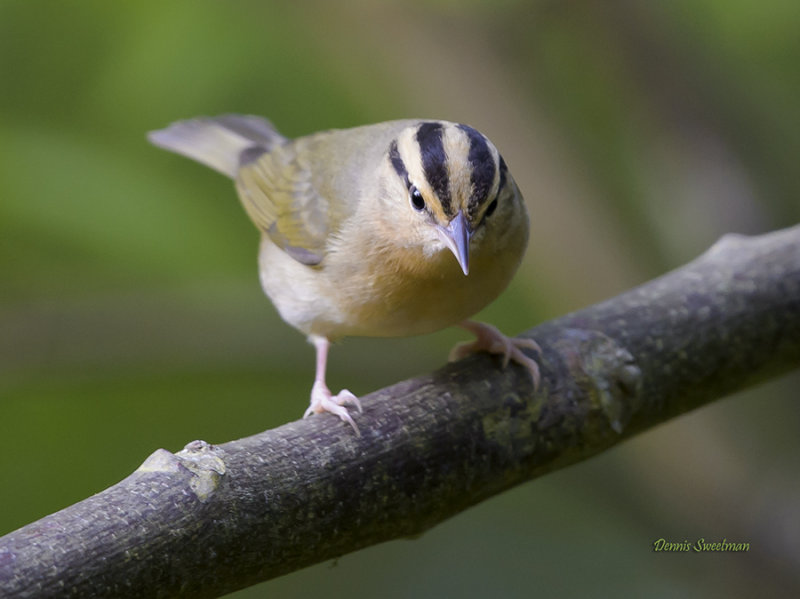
[
  {"left": 304, "top": 380, "right": 363, "bottom": 435},
  {"left": 450, "top": 321, "right": 542, "bottom": 390}
]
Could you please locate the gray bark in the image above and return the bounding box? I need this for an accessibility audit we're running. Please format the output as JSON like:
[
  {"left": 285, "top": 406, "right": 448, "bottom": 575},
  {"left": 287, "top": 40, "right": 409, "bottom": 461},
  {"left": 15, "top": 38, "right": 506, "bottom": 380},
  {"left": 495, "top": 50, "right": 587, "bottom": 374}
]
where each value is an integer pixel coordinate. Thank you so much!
[{"left": 2, "top": 225, "right": 799, "bottom": 598}]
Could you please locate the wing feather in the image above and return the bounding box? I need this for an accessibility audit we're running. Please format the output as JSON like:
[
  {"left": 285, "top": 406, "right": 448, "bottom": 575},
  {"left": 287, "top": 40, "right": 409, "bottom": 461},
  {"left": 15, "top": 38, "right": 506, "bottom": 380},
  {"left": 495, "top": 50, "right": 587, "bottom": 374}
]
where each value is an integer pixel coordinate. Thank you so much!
[{"left": 235, "top": 143, "right": 330, "bottom": 265}]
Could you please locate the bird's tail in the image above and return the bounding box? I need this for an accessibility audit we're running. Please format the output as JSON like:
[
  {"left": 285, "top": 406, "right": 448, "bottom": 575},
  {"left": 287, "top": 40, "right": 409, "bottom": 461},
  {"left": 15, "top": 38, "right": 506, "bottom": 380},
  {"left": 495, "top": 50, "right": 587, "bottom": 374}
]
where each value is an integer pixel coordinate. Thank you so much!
[{"left": 147, "top": 114, "right": 286, "bottom": 178}]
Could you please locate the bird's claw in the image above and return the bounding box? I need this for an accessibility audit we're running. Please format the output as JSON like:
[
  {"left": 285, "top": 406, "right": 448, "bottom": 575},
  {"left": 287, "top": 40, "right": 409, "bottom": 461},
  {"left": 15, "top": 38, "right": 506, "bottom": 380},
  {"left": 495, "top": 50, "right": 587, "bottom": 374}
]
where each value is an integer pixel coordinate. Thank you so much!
[
  {"left": 305, "top": 381, "right": 363, "bottom": 435},
  {"left": 450, "top": 321, "right": 542, "bottom": 390}
]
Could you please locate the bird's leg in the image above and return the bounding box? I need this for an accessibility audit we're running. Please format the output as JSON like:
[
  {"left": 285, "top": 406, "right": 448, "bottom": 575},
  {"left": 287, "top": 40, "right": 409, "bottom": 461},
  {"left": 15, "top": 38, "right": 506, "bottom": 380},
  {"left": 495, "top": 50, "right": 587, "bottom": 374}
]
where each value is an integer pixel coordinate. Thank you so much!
[
  {"left": 304, "top": 335, "right": 363, "bottom": 435},
  {"left": 449, "top": 321, "right": 542, "bottom": 390}
]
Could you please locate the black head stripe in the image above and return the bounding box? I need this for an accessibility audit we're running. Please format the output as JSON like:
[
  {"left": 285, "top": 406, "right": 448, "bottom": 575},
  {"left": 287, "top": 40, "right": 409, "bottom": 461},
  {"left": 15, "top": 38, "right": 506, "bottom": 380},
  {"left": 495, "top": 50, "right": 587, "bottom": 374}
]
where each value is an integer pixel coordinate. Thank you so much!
[
  {"left": 389, "top": 140, "right": 410, "bottom": 188},
  {"left": 498, "top": 155, "right": 508, "bottom": 192},
  {"left": 497, "top": 156, "right": 508, "bottom": 202},
  {"left": 416, "top": 122, "right": 452, "bottom": 216},
  {"left": 458, "top": 124, "right": 497, "bottom": 219}
]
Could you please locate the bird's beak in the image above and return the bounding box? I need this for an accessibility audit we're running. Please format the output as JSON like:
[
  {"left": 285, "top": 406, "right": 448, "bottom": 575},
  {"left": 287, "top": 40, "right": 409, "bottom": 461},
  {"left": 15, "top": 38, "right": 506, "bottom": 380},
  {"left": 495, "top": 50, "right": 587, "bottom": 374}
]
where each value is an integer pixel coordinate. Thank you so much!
[{"left": 437, "top": 210, "right": 471, "bottom": 275}]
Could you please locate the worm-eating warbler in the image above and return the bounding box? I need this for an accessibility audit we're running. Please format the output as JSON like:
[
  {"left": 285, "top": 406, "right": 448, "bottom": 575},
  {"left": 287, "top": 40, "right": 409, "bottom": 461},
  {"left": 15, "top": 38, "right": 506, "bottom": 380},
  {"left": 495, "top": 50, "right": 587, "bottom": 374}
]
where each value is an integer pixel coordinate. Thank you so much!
[{"left": 149, "top": 115, "right": 540, "bottom": 434}]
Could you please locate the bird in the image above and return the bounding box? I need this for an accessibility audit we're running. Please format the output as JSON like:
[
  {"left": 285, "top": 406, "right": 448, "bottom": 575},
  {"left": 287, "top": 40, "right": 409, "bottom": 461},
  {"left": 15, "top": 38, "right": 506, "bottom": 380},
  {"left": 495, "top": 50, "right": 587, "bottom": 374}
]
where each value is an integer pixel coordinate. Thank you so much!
[{"left": 148, "top": 115, "right": 540, "bottom": 435}]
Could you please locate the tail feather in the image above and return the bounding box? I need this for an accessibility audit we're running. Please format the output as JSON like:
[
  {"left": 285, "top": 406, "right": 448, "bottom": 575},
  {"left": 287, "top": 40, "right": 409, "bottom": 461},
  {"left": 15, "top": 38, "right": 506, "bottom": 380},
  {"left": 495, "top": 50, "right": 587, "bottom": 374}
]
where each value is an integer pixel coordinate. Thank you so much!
[{"left": 147, "top": 115, "right": 286, "bottom": 178}]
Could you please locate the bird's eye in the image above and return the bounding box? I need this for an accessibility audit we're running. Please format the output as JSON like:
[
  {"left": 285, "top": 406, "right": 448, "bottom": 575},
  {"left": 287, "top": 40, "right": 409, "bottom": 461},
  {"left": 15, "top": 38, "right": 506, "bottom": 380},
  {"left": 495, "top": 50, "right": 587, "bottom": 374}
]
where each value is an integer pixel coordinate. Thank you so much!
[
  {"left": 485, "top": 198, "right": 498, "bottom": 217},
  {"left": 410, "top": 186, "right": 426, "bottom": 211}
]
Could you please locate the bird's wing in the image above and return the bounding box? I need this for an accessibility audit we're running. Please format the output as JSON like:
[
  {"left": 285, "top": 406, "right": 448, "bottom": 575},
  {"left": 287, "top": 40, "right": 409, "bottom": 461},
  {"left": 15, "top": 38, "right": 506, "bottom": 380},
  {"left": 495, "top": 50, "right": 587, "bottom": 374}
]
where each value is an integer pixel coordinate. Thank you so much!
[
  {"left": 235, "top": 140, "right": 337, "bottom": 266},
  {"left": 149, "top": 116, "right": 395, "bottom": 267}
]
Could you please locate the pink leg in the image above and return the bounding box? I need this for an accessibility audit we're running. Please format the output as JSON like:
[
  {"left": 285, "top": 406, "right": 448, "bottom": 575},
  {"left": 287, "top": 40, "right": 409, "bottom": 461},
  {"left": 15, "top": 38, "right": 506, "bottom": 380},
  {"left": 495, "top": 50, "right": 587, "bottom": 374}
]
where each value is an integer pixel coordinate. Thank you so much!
[
  {"left": 303, "top": 335, "right": 362, "bottom": 435},
  {"left": 450, "top": 321, "right": 541, "bottom": 389}
]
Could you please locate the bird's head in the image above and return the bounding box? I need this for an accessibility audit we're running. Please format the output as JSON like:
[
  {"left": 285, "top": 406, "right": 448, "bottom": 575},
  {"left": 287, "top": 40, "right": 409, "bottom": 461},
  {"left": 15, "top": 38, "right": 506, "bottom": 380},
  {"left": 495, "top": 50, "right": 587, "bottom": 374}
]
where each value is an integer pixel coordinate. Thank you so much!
[{"left": 378, "top": 120, "right": 526, "bottom": 276}]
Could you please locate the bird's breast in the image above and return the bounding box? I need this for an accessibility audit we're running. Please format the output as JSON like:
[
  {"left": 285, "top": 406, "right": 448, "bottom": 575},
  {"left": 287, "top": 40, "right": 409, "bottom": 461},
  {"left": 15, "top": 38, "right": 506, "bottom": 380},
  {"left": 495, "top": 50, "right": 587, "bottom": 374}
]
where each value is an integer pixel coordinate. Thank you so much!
[
  {"left": 258, "top": 222, "right": 525, "bottom": 341},
  {"left": 318, "top": 241, "right": 521, "bottom": 339}
]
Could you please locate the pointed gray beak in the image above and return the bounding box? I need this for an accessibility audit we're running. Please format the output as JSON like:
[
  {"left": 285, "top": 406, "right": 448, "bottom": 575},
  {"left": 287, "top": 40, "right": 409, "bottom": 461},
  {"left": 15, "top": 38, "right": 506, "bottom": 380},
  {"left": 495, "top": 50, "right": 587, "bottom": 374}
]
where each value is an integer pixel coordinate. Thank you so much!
[{"left": 436, "top": 210, "right": 471, "bottom": 275}]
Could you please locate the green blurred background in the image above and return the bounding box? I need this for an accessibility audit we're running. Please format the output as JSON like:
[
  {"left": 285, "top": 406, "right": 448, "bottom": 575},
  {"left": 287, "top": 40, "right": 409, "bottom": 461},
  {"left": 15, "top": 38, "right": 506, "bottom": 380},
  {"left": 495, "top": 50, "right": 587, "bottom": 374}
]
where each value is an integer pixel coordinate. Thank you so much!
[{"left": 2, "top": 0, "right": 799, "bottom": 597}]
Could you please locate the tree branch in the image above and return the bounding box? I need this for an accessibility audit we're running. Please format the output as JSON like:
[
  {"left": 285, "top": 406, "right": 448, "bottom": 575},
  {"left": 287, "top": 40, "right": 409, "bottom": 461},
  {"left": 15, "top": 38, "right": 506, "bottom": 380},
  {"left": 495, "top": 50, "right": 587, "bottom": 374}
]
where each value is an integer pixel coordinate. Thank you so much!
[{"left": 2, "top": 225, "right": 799, "bottom": 599}]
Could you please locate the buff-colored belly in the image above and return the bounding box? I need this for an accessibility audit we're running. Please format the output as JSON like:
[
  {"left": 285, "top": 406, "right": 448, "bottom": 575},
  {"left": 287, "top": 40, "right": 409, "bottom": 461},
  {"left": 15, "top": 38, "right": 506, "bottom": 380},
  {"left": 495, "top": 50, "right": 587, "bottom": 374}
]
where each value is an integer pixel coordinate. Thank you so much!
[{"left": 258, "top": 233, "right": 521, "bottom": 340}]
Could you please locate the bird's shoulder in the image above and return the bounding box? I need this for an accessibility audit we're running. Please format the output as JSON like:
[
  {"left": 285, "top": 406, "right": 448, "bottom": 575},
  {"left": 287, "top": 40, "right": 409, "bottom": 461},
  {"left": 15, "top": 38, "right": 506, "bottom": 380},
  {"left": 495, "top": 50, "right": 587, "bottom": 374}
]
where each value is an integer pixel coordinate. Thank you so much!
[{"left": 235, "top": 120, "right": 421, "bottom": 265}]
